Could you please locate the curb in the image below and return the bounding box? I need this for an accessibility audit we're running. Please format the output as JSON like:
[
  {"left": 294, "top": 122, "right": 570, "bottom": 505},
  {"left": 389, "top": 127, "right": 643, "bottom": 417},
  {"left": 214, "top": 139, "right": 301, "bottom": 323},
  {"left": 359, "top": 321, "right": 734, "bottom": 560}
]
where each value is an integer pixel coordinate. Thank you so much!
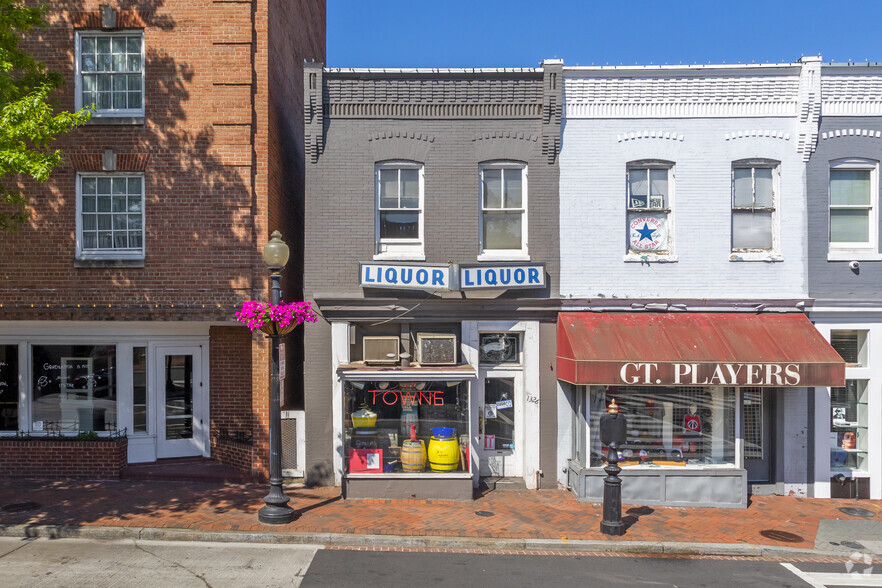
[{"left": 0, "top": 523, "right": 834, "bottom": 558}]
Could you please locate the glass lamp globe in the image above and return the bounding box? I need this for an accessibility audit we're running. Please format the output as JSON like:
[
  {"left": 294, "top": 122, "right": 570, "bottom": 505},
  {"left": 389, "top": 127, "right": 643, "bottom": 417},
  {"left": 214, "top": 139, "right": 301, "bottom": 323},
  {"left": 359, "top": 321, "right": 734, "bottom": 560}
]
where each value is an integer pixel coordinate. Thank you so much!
[{"left": 263, "top": 231, "right": 290, "bottom": 269}]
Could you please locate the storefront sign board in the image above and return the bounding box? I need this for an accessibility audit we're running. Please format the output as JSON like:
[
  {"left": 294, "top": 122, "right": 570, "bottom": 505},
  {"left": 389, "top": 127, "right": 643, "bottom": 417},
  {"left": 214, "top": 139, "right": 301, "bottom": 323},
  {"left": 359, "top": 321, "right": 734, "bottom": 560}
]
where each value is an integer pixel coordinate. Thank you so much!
[
  {"left": 459, "top": 263, "right": 545, "bottom": 290},
  {"left": 359, "top": 263, "right": 452, "bottom": 290}
]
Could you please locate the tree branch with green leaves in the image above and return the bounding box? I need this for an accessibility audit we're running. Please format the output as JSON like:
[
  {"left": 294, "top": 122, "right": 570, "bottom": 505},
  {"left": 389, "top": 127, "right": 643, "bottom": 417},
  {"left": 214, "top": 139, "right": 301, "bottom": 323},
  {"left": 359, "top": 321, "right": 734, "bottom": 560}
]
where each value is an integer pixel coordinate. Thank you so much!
[{"left": 0, "top": 0, "right": 92, "bottom": 232}]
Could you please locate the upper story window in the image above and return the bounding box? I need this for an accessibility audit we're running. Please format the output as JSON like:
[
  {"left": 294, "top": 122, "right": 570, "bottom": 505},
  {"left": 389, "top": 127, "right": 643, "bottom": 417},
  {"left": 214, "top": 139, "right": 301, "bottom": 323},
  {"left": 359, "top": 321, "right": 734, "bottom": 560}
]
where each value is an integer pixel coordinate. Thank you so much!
[
  {"left": 626, "top": 161, "right": 673, "bottom": 259},
  {"left": 375, "top": 162, "right": 424, "bottom": 260},
  {"left": 75, "top": 31, "right": 145, "bottom": 118},
  {"left": 829, "top": 158, "right": 880, "bottom": 260},
  {"left": 76, "top": 173, "right": 145, "bottom": 261},
  {"left": 731, "top": 160, "right": 780, "bottom": 260},
  {"left": 479, "top": 163, "right": 528, "bottom": 260}
]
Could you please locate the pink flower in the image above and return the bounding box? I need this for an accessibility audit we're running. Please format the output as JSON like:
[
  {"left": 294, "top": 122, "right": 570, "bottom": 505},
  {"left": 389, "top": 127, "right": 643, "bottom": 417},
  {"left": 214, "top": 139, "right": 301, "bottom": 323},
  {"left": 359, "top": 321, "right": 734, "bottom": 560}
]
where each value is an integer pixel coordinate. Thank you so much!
[{"left": 234, "top": 300, "right": 318, "bottom": 332}]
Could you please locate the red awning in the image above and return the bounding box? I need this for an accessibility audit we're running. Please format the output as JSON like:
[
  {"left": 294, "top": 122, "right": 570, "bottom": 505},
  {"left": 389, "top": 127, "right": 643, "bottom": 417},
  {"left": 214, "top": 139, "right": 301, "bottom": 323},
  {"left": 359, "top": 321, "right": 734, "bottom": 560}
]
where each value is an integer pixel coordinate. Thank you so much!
[{"left": 557, "top": 312, "right": 845, "bottom": 388}]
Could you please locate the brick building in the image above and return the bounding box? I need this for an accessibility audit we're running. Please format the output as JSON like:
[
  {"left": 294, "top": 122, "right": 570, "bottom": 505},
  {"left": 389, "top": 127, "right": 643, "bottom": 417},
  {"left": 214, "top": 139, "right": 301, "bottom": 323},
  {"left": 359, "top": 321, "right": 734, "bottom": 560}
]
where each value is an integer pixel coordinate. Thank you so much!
[{"left": 0, "top": 1, "right": 325, "bottom": 479}]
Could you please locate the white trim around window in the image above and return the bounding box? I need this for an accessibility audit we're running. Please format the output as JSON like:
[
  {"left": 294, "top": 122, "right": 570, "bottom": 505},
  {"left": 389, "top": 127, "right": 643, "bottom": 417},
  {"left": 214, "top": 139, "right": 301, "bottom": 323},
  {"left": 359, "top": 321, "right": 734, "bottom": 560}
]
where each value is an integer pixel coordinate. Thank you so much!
[
  {"left": 75, "top": 30, "right": 145, "bottom": 118},
  {"left": 624, "top": 160, "right": 677, "bottom": 262},
  {"left": 76, "top": 172, "right": 145, "bottom": 261},
  {"left": 828, "top": 158, "right": 882, "bottom": 261},
  {"left": 730, "top": 159, "right": 783, "bottom": 262},
  {"left": 478, "top": 162, "right": 529, "bottom": 261},
  {"left": 374, "top": 161, "right": 425, "bottom": 261}
]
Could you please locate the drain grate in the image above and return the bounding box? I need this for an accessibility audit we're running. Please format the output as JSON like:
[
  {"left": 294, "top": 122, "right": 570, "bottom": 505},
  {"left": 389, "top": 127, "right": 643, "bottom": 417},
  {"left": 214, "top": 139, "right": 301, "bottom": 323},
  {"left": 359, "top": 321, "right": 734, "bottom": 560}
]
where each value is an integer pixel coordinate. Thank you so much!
[
  {"left": 759, "top": 529, "right": 804, "bottom": 543},
  {"left": 2, "top": 501, "right": 41, "bottom": 513},
  {"left": 475, "top": 511, "right": 495, "bottom": 517},
  {"left": 840, "top": 507, "right": 876, "bottom": 518}
]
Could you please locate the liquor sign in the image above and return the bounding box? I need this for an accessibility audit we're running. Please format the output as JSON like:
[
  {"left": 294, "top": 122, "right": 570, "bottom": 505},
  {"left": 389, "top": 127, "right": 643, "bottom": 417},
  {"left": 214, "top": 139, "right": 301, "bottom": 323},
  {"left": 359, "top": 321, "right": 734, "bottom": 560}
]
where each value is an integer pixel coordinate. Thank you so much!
[
  {"left": 360, "top": 262, "right": 452, "bottom": 290},
  {"left": 459, "top": 263, "right": 545, "bottom": 290}
]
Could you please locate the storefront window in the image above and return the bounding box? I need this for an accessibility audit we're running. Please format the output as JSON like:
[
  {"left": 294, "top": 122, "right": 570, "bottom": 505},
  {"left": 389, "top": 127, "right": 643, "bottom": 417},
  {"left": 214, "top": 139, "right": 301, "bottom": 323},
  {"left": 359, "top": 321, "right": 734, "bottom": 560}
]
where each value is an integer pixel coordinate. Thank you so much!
[
  {"left": 589, "top": 386, "right": 736, "bottom": 468},
  {"left": 344, "top": 381, "right": 468, "bottom": 474},
  {"left": 31, "top": 345, "right": 117, "bottom": 432},
  {"left": 0, "top": 345, "right": 18, "bottom": 431},
  {"left": 132, "top": 346, "right": 147, "bottom": 433},
  {"left": 831, "top": 380, "right": 868, "bottom": 472}
]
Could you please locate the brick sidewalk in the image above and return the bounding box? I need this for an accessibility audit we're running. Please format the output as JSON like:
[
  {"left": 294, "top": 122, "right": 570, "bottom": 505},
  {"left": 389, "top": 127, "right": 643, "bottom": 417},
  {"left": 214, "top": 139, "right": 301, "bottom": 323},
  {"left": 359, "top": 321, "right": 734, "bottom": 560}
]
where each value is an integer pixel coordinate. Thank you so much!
[{"left": 0, "top": 478, "right": 877, "bottom": 549}]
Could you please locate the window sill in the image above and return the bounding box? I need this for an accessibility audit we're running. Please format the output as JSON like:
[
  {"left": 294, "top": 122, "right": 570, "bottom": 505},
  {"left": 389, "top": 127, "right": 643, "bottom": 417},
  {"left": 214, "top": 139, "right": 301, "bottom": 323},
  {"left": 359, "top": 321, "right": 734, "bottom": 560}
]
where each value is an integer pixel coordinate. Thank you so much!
[
  {"left": 729, "top": 252, "right": 783, "bottom": 262},
  {"left": 827, "top": 250, "right": 882, "bottom": 262},
  {"left": 623, "top": 253, "right": 678, "bottom": 263},
  {"left": 86, "top": 116, "right": 145, "bottom": 126},
  {"left": 476, "top": 252, "right": 531, "bottom": 262},
  {"left": 75, "top": 257, "right": 145, "bottom": 268},
  {"left": 372, "top": 252, "right": 426, "bottom": 262},
  {"left": 345, "top": 472, "right": 472, "bottom": 479},
  {"left": 827, "top": 249, "right": 882, "bottom": 261}
]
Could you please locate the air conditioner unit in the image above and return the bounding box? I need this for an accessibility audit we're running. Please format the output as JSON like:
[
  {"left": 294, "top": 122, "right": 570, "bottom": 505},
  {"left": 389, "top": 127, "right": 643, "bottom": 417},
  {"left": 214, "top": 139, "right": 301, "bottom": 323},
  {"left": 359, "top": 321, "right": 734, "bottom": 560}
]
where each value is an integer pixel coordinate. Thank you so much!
[
  {"left": 363, "top": 336, "right": 400, "bottom": 365},
  {"left": 416, "top": 333, "right": 458, "bottom": 365}
]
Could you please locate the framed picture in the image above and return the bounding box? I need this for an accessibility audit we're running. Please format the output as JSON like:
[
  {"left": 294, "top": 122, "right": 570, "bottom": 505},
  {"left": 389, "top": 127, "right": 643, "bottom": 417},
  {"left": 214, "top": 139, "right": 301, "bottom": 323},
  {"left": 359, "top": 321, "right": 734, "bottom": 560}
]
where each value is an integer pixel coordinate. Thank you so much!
[{"left": 349, "top": 448, "right": 383, "bottom": 473}]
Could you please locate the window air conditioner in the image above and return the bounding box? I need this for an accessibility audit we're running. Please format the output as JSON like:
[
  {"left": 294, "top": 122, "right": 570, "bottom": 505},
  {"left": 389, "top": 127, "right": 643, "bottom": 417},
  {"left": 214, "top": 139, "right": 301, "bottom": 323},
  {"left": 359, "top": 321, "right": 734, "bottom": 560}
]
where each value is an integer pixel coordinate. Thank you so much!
[
  {"left": 416, "top": 333, "right": 458, "bottom": 365},
  {"left": 363, "top": 336, "right": 400, "bottom": 365}
]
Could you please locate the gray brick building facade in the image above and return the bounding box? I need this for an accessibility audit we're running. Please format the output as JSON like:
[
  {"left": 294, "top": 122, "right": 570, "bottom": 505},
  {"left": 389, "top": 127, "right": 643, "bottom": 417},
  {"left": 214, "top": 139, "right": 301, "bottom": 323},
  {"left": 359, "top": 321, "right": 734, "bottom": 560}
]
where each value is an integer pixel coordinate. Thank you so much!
[{"left": 302, "top": 62, "right": 561, "bottom": 498}]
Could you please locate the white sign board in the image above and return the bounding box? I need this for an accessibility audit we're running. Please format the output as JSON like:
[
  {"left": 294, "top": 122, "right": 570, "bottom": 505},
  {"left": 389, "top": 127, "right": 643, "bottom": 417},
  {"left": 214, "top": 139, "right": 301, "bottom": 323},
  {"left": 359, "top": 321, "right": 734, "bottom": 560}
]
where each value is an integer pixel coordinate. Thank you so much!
[
  {"left": 460, "top": 263, "right": 545, "bottom": 290},
  {"left": 360, "top": 263, "right": 452, "bottom": 290},
  {"left": 279, "top": 342, "right": 286, "bottom": 381}
]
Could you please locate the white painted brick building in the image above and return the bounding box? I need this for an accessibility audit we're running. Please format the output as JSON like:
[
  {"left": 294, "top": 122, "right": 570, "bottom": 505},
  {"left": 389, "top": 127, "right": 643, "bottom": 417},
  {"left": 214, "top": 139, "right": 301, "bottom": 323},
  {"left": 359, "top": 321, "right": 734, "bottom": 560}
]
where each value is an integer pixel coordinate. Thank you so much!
[{"left": 556, "top": 58, "right": 852, "bottom": 506}]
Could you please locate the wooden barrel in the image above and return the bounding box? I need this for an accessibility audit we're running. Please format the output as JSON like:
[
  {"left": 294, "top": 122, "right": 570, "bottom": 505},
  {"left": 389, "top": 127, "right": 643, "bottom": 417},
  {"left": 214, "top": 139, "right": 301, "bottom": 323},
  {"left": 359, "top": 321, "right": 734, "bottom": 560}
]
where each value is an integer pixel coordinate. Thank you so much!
[
  {"left": 428, "top": 437, "right": 460, "bottom": 472},
  {"left": 400, "top": 440, "right": 426, "bottom": 472}
]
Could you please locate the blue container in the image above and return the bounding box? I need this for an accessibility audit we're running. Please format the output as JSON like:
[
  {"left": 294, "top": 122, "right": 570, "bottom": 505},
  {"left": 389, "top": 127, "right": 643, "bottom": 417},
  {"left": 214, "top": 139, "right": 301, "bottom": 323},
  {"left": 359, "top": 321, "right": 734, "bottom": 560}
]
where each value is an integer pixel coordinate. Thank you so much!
[{"left": 432, "top": 427, "right": 456, "bottom": 440}]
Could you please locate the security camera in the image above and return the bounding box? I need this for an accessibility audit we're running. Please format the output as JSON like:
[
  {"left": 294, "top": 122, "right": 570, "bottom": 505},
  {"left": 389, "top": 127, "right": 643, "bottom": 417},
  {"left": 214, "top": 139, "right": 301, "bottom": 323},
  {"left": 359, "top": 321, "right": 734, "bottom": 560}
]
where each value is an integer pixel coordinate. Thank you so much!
[{"left": 849, "top": 260, "right": 860, "bottom": 270}]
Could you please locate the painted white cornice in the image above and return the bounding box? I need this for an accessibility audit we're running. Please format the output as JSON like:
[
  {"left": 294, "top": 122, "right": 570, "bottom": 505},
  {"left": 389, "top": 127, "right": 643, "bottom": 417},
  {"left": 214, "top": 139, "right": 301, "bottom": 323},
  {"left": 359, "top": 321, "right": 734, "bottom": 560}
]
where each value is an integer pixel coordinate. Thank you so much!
[{"left": 564, "top": 75, "right": 799, "bottom": 119}]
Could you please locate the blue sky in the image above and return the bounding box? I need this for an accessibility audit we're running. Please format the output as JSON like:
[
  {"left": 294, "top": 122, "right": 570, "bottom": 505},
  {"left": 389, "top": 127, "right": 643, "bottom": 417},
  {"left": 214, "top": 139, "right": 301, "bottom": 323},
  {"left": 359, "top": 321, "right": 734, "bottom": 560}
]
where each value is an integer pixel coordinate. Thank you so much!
[{"left": 328, "top": 1, "right": 882, "bottom": 68}]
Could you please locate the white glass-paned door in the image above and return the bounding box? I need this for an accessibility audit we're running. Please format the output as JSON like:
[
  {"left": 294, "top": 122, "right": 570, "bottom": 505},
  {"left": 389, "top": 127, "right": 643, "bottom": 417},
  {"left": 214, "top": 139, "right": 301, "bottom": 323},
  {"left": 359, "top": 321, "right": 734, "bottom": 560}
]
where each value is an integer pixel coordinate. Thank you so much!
[{"left": 156, "top": 346, "right": 204, "bottom": 458}]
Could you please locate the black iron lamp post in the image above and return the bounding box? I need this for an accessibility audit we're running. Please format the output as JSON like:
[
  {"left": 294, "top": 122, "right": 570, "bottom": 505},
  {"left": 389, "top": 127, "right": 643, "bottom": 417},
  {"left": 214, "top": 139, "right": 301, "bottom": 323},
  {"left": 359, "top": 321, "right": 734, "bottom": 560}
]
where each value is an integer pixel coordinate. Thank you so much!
[
  {"left": 258, "top": 230, "right": 296, "bottom": 525},
  {"left": 599, "top": 398, "right": 627, "bottom": 536}
]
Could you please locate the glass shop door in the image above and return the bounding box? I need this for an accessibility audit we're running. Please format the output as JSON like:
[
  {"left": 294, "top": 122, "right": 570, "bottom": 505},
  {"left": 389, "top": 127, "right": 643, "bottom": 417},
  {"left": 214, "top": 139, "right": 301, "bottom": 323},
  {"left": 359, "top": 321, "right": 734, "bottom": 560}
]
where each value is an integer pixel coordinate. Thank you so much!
[
  {"left": 477, "top": 371, "right": 523, "bottom": 478},
  {"left": 155, "top": 346, "right": 205, "bottom": 458}
]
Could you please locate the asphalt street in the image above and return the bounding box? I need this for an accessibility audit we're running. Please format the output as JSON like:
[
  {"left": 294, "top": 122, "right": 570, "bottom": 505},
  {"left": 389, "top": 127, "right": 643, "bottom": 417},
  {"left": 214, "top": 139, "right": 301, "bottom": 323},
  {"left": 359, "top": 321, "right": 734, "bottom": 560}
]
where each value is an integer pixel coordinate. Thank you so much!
[
  {"left": 3, "top": 537, "right": 882, "bottom": 587},
  {"left": 301, "top": 549, "right": 882, "bottom": 588}
]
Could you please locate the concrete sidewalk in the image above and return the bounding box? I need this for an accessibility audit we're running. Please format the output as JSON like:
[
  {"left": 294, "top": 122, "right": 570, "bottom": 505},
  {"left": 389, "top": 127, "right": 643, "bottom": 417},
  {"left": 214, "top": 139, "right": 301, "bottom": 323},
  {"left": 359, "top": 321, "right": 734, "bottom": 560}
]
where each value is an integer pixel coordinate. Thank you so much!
[{"left": 0, "top": 478, "right": 878, "bottom": 559}]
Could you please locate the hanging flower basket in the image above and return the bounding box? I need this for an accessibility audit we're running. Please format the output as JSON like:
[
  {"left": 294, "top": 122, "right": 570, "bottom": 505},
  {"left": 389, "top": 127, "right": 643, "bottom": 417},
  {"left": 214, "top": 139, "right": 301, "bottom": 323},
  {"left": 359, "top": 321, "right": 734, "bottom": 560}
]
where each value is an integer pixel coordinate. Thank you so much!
[
  {"left": 259, "top": 322, "right": 298, "bottom": 337},
  {"left": 235, "top": 300, "right": 318, "bottom": 336}
]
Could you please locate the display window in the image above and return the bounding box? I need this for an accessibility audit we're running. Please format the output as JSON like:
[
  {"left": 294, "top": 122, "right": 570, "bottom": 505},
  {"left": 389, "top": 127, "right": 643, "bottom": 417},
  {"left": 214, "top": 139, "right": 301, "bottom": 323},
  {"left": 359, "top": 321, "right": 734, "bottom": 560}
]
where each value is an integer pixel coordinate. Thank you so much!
[
  {"left": 588, "top": 386, "right": 736, "bottom": 468},
  {"left": 0, "top": 345, "right": 18, "bottom": 431},
  {"left": 344, "top": 380, "right": 468, "bottom": 474},
  {"left": 31, "top": 345, "right": 117, "bottom": 432},
  {"left": 830, "top": 380, "right": 868, "bottom": 473}
]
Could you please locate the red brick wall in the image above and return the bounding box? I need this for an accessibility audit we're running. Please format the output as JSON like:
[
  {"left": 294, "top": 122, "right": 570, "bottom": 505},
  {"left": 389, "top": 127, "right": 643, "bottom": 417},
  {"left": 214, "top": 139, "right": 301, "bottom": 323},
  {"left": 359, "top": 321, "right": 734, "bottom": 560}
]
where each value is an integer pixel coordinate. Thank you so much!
[
  {"left": 0, "top": 438, "right": 127, "bottom": 479},
  {"left": 209, "top": 325, "right": 255, "bottom": 475},
  {"left": 1, "top": 2, "right": 325, "bottom": 476},
  {"left": 266, "top": 0, "right": 326, "bottom": 409},
  {"left": 4, "top": 2, "right": 265, "bottom": 317}
]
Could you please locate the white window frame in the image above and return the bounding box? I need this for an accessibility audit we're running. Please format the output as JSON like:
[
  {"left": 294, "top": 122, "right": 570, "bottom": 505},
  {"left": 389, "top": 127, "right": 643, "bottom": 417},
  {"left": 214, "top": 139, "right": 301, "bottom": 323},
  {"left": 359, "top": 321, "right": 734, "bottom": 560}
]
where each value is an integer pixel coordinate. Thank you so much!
[
  {"left": 478, "top": 162, "right": 529, "bottom": 261},
  {"left": 730, "top": 159, "right": 782, "bottom": 262},
  {"left": 624, "top": 160, "right": 676, "bottom": 262},
  {"left": 374, "top": 161, "right": 425, "bottom": 261},
  {"left": 828, "top": 158, "right": 881, "bottom": 261},
  {"left": 74, "top": 30, "right": 145, "bottom": 118},
  {"left": 76, "top": 172, "right": 146, "bottom": 261}
]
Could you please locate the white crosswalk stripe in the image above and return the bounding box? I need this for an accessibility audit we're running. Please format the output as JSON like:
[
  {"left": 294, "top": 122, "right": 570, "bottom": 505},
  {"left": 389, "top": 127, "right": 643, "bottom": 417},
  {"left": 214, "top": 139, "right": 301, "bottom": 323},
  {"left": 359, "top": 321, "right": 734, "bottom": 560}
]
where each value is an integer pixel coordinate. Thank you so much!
[{"left": 781, "top": 563, "right": 882, "bottom": 587}]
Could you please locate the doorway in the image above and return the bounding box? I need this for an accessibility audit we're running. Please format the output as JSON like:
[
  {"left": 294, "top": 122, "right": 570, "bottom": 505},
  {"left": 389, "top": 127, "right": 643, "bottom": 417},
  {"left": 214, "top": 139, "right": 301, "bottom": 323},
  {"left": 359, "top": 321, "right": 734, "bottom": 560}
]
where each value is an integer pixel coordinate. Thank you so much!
[
  {"left": 743, "top": 388, "right": 772, "bottom": 483},
  {"left": 155, "top": 346, "right": 205, "bottom": 459},
  {"left": 477, "top": 372, "right": 523, "bottom": 478}
]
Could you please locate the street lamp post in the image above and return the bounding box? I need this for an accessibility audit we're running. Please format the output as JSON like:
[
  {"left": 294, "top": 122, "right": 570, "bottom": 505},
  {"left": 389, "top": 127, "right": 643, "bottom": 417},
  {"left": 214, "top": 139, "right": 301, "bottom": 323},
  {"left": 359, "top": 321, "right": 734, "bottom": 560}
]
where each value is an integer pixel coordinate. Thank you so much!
[{"left": 258, "top": 230, "right": 296, "bottom": 525}]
